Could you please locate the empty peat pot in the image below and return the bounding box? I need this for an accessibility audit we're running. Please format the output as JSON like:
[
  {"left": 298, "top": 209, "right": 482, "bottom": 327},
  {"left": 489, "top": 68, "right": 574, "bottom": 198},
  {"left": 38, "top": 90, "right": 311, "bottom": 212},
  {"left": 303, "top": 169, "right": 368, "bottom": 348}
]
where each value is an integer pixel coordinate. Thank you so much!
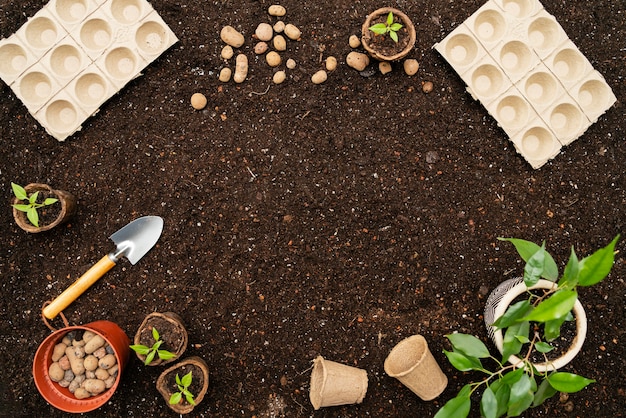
[
  {"left": 384, "top": 334, "right": 448, "bottom": 401},
  {"left": 32, "top": 320, "right": 130, "bottom": 413},
  {"left": 309, "top": 355, "right": 368, "bottom": 410}
]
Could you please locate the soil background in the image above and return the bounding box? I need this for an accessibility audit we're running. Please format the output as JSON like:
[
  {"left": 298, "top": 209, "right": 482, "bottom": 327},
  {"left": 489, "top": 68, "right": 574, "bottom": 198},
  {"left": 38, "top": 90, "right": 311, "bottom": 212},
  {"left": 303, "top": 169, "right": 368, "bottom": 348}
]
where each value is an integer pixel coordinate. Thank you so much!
[{"left": 1, "top": 0, "right": 625, "bottom": 417}]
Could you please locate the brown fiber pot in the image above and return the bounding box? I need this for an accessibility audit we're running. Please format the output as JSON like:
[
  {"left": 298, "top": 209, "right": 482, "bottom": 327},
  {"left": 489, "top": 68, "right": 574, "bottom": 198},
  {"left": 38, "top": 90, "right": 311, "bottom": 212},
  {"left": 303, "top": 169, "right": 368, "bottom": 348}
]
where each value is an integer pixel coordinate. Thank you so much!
[
  {"left": 361, "top": 7, "right": 416, "bottom": 61},
  {"left": 32, "top": 321, "right": 130, "bottom": 413},
  {"left": 156, "top": 356, "right": 210, "bottom": 414},
  {"left": 133, "top": 311, "right": 188, "bottom": 366},
  {"left": 12, "top": 183, "right": 77, "bottom": 233}
]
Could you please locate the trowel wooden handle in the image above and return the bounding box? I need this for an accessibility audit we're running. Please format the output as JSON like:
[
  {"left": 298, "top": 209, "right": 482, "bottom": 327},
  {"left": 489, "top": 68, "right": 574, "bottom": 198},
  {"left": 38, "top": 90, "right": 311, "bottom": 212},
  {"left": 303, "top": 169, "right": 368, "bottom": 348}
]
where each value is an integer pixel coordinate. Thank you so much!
[{"left": 43, "top": 255, "right": 117, "bottom": 319}]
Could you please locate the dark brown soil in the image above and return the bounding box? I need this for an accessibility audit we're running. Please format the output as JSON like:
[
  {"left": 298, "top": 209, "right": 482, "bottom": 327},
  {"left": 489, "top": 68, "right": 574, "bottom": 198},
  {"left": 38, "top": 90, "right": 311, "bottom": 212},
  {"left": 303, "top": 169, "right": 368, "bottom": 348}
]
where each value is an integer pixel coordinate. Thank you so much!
[{"left": 1, "top": 0, "right": 625, "bottom": 417}]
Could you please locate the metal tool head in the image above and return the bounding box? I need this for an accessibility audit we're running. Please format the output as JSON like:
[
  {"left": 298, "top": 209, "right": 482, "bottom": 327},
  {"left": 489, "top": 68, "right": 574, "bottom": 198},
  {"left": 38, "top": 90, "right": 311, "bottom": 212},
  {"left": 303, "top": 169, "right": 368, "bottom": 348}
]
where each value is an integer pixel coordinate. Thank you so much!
[{"left": 109, "top": 216, "right": 163, "bottom": 264}]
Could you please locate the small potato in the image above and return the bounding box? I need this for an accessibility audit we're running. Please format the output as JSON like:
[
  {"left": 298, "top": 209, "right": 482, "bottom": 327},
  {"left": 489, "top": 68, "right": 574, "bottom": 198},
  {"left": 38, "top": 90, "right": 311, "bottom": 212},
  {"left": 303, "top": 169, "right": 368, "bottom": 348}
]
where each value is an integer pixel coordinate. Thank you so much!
[
  {"left": 311, "top": 70, "right": 327, "bottom": 84},
  {"left": 233, "top": 54, "right": 248, "bottom": 83},
  {"left": 273, "top": 71, "right": 286, "bottom": 84},
  {"left": 95, "top": 368, "right": 110, "bottom": 380},
  {"left": 51, "top": 343, "right": 67, "bottom": 362},
  {"left": 84, "top": 335, "right": 105, "bottom": 354},
  {"left": 403, "top": 59, "right": 419, "bottom": 76},
  {"left": 219, "top": 67, "right": 232, "bottom": 82},
  {"left": 48, "top": 362, "right": 65, "bottom": 382},
  {"left": 346, "top": 52, "right": 370, "bottom": 71},
  {"left": 220, "top": 25, "right": 245, "bottom": 48},
  {"left": 83, "top": 379, "right": 106, "bottom": 395},
  {"left": 98, "top": 353, "right": 117, "bottom": 370},
  {"left": 65, "top": 346, "right": 85, "bottom": 376},
  {"left": 273, "top": 21, "right": 285, "bottom": 33},
  {"left": 379, "top": 62, "right": 392, "bottom": 75},
  {"left": 268, "top": 5, "right": 286, "bottom": 16},
  {"left": 221, "top": 45, "right": 234, "bottom": 60},
  {"left": 254, "top": 42, "right": 269, "bottom": 54},
  {"left": 325, "top": 56, "right": 337, "bottom": 72},
  {"left": 284, "top": 24, "right": 301, "bottom": 40},
  {"left": 74, "top": 388, "right": 91, "bottom": 399},
  {"left": 191, "top": 93, "right": 207, "bottom": 110},
  {"left": 266, "top": 51, "right": 281, "bottom": 67},
  {"left": 349, "top": 34, "right": 361, "bottom": 48},
  {"left": 255, "top": 23, "right": 273, "bottom": 41},
  {"left": 286, "top": 58, "right": 296, "bottom": 69},
  {"left": 273, "top": 35, "right": 287, "bottom": 51},
  {"left": 84, "top": 355, "right": 99, "bottom": 371}
]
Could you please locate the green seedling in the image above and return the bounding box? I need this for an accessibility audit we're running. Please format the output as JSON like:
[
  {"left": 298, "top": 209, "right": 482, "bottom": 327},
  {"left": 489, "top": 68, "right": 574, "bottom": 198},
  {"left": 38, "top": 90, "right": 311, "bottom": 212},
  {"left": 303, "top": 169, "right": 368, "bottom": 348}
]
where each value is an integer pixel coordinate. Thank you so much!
[
  {"left": 436, "top": 235, "right": 620, "bottom": 418},
  {"left": 369, "top": 11, "right": 403, "bottom": 43},
  {"left": 169, "top": 371, "right": 196, "bottom": 406},
  {"left": 130, "top": 327, "right": 176, "bottom": 365},
  {"left": 11, "top": 182, "right": 58, "bottom": 228}
]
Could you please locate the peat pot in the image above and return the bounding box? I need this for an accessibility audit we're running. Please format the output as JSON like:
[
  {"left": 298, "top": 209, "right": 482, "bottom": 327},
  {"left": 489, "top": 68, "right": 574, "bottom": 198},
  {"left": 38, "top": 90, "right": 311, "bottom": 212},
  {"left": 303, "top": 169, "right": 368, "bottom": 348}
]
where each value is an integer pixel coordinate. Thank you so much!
[
  {"left": 361, "top": 7, "right": 416, "bottom": 61},
  {"left": 12, "top": 182, "right": 76, "bottom": 233}
]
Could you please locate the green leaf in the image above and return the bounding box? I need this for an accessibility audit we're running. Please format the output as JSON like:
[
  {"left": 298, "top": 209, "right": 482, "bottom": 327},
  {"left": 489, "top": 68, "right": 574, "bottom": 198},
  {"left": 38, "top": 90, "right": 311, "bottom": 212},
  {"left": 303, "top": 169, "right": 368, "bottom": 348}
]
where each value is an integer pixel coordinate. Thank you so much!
[
  {"left": 129, "top": 344, "right": 151, "bottom": 355},
  {"left": 543, "top": 315, "right": 567, "bottom": 341},
  {"left": 535, "top": 342, "right": 554, "bottom": 353},
  {"left": 390, "top": 30, "right": 399, "bottom": 42},
  {"left": 446, "top": 333, "right": 491, "bottom": 358},
  {"left": 523, "top": 289, "right": 577, "bottom": 323},
  {"left": 577, "top": 235, "right": 620, "bottom": 286},
  {"left": 152, "top": 327, "right": 160, "bottom": 342},
  {"left": 175, "top": 373, "right": 183, "bottom": 386},
  {"left": 434, "top": 393, "right": 471, "bottom": 418},
  {"left": 43, "top": 198, "right": 58, "bottom": 205},
  {"left": 390, "top": 23, "right": 403, "bottom": 31},
  {"left": 515, "top": 335, "right": 530, "bottom": 344},
  {"left": 11, "top": 183, "right": 28, "bottom": 200},
  {"left": 181, "top": 371, "right": 193, "bottom": 387},
  {"left": 184, "top": 390, "right": 196, "bottom": 405},
  {"left": 169, "top": 391, "right": 182, "bottom": 405},
  {"left": 507, "top": 374, "right": 534, "bottom": 416},
  {"left": 27, "top": 207, "right": 39, "bottom": 227},
  {"left": 533, "top": 378, "right": 558, "bottom": 407},
  {"left": 444, "top": 350, "right": 483, "bottom": 372},
  {"left": 28, "top": 191, "right": 39, "bottom": 205},
  {"left": 158, "top": 350, "right": 176, "bottom": 360},
  {"left": 524, "top": 243, "right": 546, "bottom": 287},
  {"left": 502, "top": 320, "right": 529, "bottom": 362},
  {"left": 559, "top": 246, "right": 580, "bottom": 288},
  {"left": 480, "top": 386, "right": 498, "bottom": 418},
  {"left": 492, "top": 300, "right": 532, "bottom": 329},
  {"left": 501, "top": 368, "right": 525, "bottom": 385},
  {"left": 369, "top": 24, "right": 388, "bottom": 34},
  {"left": 458, "top": 383, "right": 472, "bottom": 398},
  {"left": 498, "top": 238, "right": 558, "bottom": 280},
  {"left": 12, "top": 204, "right": 31, "bottom": 213},
  {"left": 386, "top": 11, "right": 394, "bottom": 25},
  {"left": 144, "top": 349, "right": 156, "bottom": 365},
  {"left": 547, "top": 372, "right": 595, "bottom": 393},
  {"left": 493, "top": 382, "right": 511, "bottom": 417}
]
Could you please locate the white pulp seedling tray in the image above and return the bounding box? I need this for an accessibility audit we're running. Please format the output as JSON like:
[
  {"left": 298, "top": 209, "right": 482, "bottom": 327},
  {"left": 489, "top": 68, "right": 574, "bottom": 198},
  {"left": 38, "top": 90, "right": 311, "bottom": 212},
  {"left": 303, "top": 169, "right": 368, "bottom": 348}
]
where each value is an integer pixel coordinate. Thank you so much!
[
  {"left": 434, "top": 0, "right": 616, "bottom": 169},
  {"left": 0, "top": 0, "right": 178, "bottom": 141}
]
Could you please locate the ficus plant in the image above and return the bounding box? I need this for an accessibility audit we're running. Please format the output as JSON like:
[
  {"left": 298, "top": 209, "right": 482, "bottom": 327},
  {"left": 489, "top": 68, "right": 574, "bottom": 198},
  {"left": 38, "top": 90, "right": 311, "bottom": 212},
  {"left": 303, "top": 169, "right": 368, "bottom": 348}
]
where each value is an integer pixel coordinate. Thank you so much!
[
  {"left": 435, "top": 235, "right": 620, "bottom": 418},
  {"left": 368, "top": 11, "right": 403, "bottom": 42},
  {"left": 11, "top": 182, "right": 58, "bottom": 228},
  {"left": 130, "top": 327, "right": 176, "bottom": 365},
  {"left": 169, "top": 371, "right": 196, "bottom": 406}
]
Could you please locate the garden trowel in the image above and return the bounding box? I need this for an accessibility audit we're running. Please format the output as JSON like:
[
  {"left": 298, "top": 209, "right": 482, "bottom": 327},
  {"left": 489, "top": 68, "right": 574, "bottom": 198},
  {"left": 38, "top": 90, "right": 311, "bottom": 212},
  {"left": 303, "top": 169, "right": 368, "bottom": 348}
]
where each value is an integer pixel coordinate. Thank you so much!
[{"left": 42, "top": 216, "right": 164, "bottom": 319}]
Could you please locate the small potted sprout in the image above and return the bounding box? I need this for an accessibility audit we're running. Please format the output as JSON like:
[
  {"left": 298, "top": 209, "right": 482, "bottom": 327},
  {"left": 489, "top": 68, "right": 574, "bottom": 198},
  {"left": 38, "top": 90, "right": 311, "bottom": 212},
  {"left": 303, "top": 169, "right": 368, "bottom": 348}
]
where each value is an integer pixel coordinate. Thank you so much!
[
  {"left": 361, "top": 7, "right": 416, "bottom": 61},
  {"left": 11, "top": 182, "right": 76, "bottom": 233},
  {"left": 131, "top": 312, "right": 188, "bottom": 366},
  {"left": 156, "top": 356, "right": 210, "bottom": 414}
]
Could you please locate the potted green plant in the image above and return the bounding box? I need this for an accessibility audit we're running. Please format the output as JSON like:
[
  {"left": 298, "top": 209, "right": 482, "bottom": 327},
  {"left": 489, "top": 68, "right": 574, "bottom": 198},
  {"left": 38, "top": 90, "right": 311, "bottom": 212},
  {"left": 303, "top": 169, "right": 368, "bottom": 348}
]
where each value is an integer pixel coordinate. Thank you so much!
[
  {"left": 435, "top": 235, "right": 620, "bottom": 418},
  {"left": 156, "top": 356, "right": 210, "bottom": 414},
  {"left": 132, "top": 312, "right": 188, "bottom": 366},
  {"left": 11, "top": 182, "right": 76, "bottom": 233},
  {"left": 361, "top": 7, "right": 416, "bottom": 61}
]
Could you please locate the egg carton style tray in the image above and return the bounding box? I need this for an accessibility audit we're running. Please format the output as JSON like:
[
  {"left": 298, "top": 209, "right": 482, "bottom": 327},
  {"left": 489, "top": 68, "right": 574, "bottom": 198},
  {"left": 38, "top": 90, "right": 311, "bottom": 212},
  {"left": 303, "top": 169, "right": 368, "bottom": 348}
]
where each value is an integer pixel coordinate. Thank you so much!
[
  {"left": 0, "top": 0, "right": 178, "bottom": 141},
  {"left": 433, "top": 0, "right": 616, "bottom": 169}
]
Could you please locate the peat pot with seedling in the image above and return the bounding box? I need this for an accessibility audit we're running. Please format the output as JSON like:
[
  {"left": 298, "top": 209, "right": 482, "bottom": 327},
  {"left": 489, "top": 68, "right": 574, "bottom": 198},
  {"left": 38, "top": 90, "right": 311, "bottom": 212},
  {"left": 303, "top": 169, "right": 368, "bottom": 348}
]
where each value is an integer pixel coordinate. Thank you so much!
[
  {"left": 132, "top": 312, "right": 188, "bottom": 366},
  {"left": 435, "top": 235, "right": 620, "bottom": 418},
  {"left": 11, "top": 182, "right": 76, "bottom": 233},
  {"left": 361, "top": 7, "right": 416, "bottom": 61},
  {"left": 156, "top": 356, "right": 210, "bottom": 414}
]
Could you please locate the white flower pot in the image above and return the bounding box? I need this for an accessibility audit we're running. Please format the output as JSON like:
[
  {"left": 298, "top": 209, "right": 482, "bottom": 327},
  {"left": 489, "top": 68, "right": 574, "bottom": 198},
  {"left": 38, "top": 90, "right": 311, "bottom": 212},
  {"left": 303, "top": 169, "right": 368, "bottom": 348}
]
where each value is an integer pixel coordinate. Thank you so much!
[{"left": 484, "top": 277, "right": 587, "bottom": 372}]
